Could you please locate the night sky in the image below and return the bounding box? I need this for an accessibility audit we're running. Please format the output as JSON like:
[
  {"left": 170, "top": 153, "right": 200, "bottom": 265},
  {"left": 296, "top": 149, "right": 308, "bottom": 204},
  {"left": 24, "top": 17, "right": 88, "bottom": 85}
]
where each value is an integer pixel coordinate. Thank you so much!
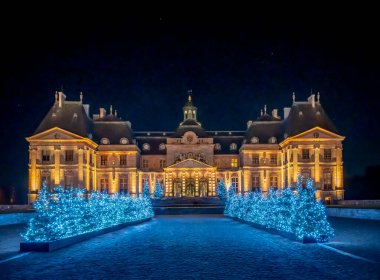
[{"left": 1, "top": 10, "right": 379, "bottom": 202}]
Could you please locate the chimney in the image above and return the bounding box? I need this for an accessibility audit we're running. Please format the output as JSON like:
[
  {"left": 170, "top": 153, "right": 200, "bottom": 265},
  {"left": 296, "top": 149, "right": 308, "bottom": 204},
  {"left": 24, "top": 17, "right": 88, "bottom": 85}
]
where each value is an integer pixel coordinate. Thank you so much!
[
  {"left": 58, "top": 92, "right": 66, "bottom": 108},
  {"left": 283, "top": 107, "right": 291, "bottom": 119},
  {"left": 99, "top": 108, "right": 106, "bottom": 119},
  {"left": 247, "top": 120, "right": 253, "bottom": 129},
  {"left": 83, "top": 104, "right": 90, "bottom": 118},
  {"left": 272, "top": 109, "right": 279, "bottom": 119},
  {"left": 308, "top": 94, "right": 315, "bottom": 108}
]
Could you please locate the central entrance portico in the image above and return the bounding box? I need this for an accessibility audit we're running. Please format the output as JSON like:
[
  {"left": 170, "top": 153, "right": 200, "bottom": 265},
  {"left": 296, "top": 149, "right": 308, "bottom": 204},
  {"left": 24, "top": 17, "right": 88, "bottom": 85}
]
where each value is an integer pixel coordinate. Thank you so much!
[{"left": 164, "top": 159, "right": 216, "bottom": 197}]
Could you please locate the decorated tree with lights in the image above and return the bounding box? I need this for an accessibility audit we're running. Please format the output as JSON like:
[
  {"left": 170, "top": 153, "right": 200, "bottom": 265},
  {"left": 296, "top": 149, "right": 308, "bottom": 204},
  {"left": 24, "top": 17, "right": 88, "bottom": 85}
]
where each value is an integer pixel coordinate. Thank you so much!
[
  {"left": 292, "top": 178, "right": 334, "bottom": 241},
  {"left": 224, "top": 185, "right": 237, "bottom": 217},
  {"left": 276, "top": 187, "right": 295, "bottom": 233},
  {"left": 216, "top": 179, "right": 227, "bottom": 200},
  {"left": 142, "top": 181, "right": 151, "bottom": 199},
  {"left": 153, "top": 180, "right": 164, "bottom": 199}
]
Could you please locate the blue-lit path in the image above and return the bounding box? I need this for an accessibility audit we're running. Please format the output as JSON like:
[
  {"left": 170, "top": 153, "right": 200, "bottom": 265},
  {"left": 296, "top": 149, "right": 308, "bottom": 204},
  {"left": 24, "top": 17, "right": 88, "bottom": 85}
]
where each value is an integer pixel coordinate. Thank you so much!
[{"left": 1, "top": 215, "right": 379, "bottom": 279}]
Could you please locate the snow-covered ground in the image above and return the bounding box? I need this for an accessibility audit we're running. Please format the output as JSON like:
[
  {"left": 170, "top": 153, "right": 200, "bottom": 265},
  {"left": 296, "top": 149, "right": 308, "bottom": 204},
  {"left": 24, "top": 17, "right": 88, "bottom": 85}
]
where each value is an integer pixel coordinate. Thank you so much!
[{"left": 0, "top": 215, "right": 379, "bottom": 279}]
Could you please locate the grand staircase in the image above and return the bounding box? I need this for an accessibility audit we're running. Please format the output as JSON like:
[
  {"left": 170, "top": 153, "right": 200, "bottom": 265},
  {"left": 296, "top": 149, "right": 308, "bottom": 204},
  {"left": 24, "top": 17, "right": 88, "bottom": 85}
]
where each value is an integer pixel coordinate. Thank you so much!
[{"left": 153, "top": 197, "right": 225, "bottom": 215}]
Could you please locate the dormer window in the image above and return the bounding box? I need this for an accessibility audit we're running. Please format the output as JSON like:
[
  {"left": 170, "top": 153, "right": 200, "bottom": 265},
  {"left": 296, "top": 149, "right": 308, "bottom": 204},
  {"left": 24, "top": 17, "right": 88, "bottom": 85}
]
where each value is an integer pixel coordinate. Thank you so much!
[
  {"left": 251, "top": 137, "right": 259, "bottom": 144},
  {"left": 215, "top": 143, "right": 221, "bottom": 150},
  {"left": 120, "top": 138, "right": 129, "bottom": 145},
  {"left": 101, "top": 138, "right": 110, "bottom": 145},
  {"left": 230, "top": 143, "right": 237, "bottom": 150},
  {"left": 268, "top": 137, "right": 277, "bottom": 144},
  {"left": 159, "top": 143, "right": 166, "bottom": 150},
  {"left": 143, "top": 143, "right": 150, "bottom": 151}
]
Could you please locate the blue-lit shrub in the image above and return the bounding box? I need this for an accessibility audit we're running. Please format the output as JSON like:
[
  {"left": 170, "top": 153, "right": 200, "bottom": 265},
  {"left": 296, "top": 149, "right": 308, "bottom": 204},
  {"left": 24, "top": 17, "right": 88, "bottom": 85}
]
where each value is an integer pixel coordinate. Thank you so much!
[
  {"left": 22, "top": 185, "right": 154, "bottom": 242},
  {"left": 224, "top": 178, "right": 333, "bottom": 242}
]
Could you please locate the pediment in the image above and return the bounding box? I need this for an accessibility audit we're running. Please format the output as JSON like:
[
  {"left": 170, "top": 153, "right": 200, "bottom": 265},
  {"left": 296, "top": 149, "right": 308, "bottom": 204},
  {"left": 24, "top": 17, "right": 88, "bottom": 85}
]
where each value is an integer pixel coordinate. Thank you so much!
[
  {"left": 166, "top": 159, "right": 214, "bottom": 169},
  {"left": 27, "top": 127, "right": 87, "bottom": 141},
  {"left": 289, "top": 127, "right": 344, "bottom": 140}
]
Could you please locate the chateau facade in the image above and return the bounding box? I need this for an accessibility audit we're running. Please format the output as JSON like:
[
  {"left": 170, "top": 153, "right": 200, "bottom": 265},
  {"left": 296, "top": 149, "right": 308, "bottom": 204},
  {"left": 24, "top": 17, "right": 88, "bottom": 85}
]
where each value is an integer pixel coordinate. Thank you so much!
[{"left": 27, "top": 91, "right": 344, "bottom": 203}]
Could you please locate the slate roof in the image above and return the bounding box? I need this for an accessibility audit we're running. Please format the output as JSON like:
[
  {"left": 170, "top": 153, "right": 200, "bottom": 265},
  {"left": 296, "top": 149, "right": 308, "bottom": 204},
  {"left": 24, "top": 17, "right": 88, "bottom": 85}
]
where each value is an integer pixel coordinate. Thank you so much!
[
  {"left": 35, "top": 101, "right": 91, "bottom": 137},
  {"left": 92, "top": 122, "right": 134, "bottom": 144},
  {"left": 284, "top": 102, "right": 338, "bottom": 136},
  {"left": 245, "top": 121, "right": 284, "bottom": 144}
]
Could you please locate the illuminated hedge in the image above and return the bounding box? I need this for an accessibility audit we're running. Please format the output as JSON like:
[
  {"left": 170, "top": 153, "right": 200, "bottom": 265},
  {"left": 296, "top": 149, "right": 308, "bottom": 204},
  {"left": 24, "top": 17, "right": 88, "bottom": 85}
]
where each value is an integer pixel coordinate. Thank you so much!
[
  {"left": 224, "top": 178, "right": 333, "bottom": 242},
  {"left": 22, "top": 186, "right": 154, "bottom": 242}
]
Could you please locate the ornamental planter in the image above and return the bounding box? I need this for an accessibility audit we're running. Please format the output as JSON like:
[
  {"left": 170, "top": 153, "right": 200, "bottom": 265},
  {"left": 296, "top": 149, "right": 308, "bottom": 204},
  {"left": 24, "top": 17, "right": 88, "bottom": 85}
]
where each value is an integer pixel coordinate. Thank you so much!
[
  {"left": 20, "top": 218, "right": 152, "bottom": 252},
  {"left": 228, "top": 217, "right": 328, "bottom": 243}
]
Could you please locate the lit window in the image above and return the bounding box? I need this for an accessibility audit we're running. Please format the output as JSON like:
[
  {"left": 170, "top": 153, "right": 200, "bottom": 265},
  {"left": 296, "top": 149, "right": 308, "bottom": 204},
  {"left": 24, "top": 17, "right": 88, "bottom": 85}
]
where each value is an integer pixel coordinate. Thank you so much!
[
  {"left": 143, "top": 159, "right": 148, "bottom": 169},
  {"left": 324, "top": 149, "right": 332, "bottom": 161},
  {"left": 119, "top": 176, "right": 128, "bottom": 193},
  {"left": 42, "top": 150, "right": 50, "bottom": 162},
  {"left": 101, "top": 138, "right": 110, "bottom": 145},
  {"left": 65, "top": 150, "right": 73, "bottom": 162},
  {"left": 252, "top": 154, "right": 259, "bottom": 166},
  {"left": 231, "top": 177, "right": 238, "bottom": 192},
  {"left": 230, "top": 143, "right": 237, "bottom": 150},
  {"left": 100, "top": 155, "right": 107, "bottom": 166},
  {"left": 160, "top": 159, "right": 166, "bottom": 168},
  {"left": 268, "top": 137, "right": 277, "bottom": 144},
  {"left": 143, "top": 143, "right": 150, "bottom": 151},
  {"left": 251, "top": 137, "right": 259, "bottom": 144},
  {"left": 323, "top": 169, "right": 332, "bottom": 190},
  {"left": 270, "top": 154, "right": 277, "bottom": 164},
  {"left": 231, "top": 158, "right": 238, "bottom": 167},
  {"left": 214, "top": 143, "right": 221, "bottom": 150},
  {"left": 159, "top": 143, "right": 166, "bottom": 150},
  {"left": 120, "top": 155, "right": 127, "bottom": 166},
  {"left": 270, "top": 176, "right": 278, "bottom": 188},
  {"left": 252, "top": 175, "right": 260, "bottom": 188},
  {"left": 100, "top": 178, "right": 109, "bottom": 192},
  {"left": 120, "top": 138, "right": 129, "bottom": 145},
  {"left": 302, "top": 149, "right": 310, "bottom": 159}
]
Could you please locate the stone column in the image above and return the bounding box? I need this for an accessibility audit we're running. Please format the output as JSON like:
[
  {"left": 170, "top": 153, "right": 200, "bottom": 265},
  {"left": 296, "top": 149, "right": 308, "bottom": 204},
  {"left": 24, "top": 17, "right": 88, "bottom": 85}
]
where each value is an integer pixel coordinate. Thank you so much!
[
  {"left": 85, "top": 149, "right": 90, "bottom": 191},
  {"left": 78, "top": 147, "right": 84, "bottom": 187},
  {"left": 280, "top": 150, "right": 285, "bottom": 188},
  {"left": 314, "top": 145, "right": 320, "bottom": 188},
  {"left": 54, "top": 146, "right": 61, "bottom": 185},
  {"left": 335, "top": 146, "right": 343, "bottom": 189},
  {"left": 293, "top": 146, "right": 298, "bottom": 183}
]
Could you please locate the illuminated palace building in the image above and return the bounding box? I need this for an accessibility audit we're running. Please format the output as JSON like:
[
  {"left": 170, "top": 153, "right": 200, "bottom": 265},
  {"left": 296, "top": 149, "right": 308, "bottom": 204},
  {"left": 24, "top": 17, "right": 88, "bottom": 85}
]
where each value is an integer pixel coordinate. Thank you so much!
[{"left": 27, "top": 91, "right": 344, "bottom": 203}]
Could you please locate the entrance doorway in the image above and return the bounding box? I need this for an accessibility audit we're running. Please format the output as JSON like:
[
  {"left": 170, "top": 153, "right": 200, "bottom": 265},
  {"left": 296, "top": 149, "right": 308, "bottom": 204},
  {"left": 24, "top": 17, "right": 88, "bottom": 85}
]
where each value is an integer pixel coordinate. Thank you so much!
[{"left": 185, "top": 178, "right": 196, "bottom": 197}]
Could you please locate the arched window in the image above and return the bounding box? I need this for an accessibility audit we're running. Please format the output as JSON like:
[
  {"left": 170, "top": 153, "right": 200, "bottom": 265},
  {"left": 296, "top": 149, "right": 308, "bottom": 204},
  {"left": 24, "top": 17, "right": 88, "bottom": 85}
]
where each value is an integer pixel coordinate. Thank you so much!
[
  {"left": 159, "top": 143, "right": 166, "bottom": 150},
  {"left": 120, "top": 137, "right": 129, "bottom": 145},
  {"left": 101, "top": 138, "right": 110, "bottom": 145},
  {"left": 214, "top": 143, "right": 221, "bottom": 150},
  {"left": 323, "top": 169, "right": 332, "bottom": 190},
  {"left": 142, "top": 143, "right": 150, "bottom": 151},
  {"left": 251, "top": 137, "right": 259, "bottom": 144},
  {"left": 230, "top": 143, "right": 237, "bottom": 150}
]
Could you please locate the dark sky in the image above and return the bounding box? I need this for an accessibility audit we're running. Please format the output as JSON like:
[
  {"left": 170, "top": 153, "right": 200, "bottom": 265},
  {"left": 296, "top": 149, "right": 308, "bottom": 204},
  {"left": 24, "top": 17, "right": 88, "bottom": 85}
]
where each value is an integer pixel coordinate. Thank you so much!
[{"left": 1, "top": 10, "right": 379, "bottom": 200}]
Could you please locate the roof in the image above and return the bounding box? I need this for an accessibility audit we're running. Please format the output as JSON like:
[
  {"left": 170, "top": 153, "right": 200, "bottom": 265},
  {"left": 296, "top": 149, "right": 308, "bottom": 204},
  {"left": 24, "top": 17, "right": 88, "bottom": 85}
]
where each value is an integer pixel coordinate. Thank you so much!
[
  {"left": 35, "top": 101, "right": 91, "bottom": 137},
  {"left": 135, "top": 136, "right": 167, "bottom": 155},
  {"left": 93, "top": 122, "right": 134, "bottom": 144},
  {"left": 245, "top": 121, "right": 284, "bottom": 144},
  {"left": 284, "top": 102, "right": 338, "bottom": 137}
]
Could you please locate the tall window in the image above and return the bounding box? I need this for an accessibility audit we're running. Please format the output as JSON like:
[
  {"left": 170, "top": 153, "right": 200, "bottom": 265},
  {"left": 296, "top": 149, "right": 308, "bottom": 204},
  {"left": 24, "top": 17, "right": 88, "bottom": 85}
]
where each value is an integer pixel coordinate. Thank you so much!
[
  {"left": 160, "top": 159, "right": 166, "bottom": 168},
  {"left": 100, "top": 155, "right": 107, "bottom": 166},
  {"left": 119, "top": 176, "right": 128, "bottom": 194},
  {"left": 231, "top": 158, "right": 238, "bottom": 168},
  {"left": 65, "top": 150, "right": 73, "bottom": 162},
  {"left": 252, "top": 154, "right": 259, "bottom": 166},
  {"left": 301, "top": 169, "right": 311, "bottom": 187},
  {"left": 120, "top": 155, "right": 127, "bottom": 166},
  {"left": 324, "top": 149, "right": 332, "bottom": 161},
  {"left": 302, "top": 149, "right": 309, "bottom": 159},
  {"left": 65, "top": 174, "right": 74, "bottom": 187},
  {"left": 231, "top": 177, "right": 238, "bottom": 192},
  {"left": 42, "top": 150, "right": 50, "bottom": 162},
  {"left": 270, "top": 154, "right": 277, "bottom": 165},
  {"left": 252, "top": 175, "right": 260, "bottom": 189},
  {"left": 41, "top": 174, "right": 51, "bottom": 189},
  {"left": 100, "top": 178, "right": 109, "bottom": 192},
  {"left": 323, "top": 169, "right": 332, "bottom": 190},
  {"left": 143, "top": 159, "right": 149, "bottom": 169},
  {"left": 142, "top": 178, "right": 149, "bottom": 186},
  {"left": 270, "top": 176, "right": 278, "bottom": 188}
]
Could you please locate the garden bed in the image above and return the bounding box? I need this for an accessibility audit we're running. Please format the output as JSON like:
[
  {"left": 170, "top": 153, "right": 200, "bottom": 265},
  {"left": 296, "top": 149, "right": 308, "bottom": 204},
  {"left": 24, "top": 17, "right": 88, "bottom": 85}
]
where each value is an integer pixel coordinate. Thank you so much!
[{"left": 20, "top": 218, "right": 152, "bottom": 252}]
